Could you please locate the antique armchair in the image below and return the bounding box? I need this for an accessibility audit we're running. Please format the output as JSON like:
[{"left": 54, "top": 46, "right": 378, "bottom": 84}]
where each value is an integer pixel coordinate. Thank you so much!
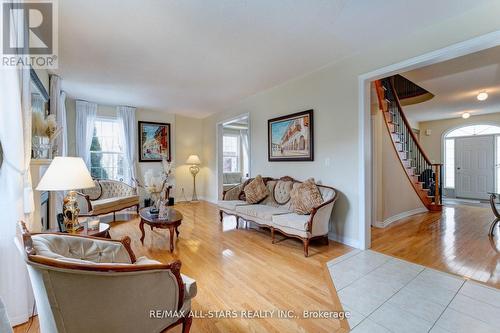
[{"left": 16, "top": 222, "right": 196, "bottom": 333}]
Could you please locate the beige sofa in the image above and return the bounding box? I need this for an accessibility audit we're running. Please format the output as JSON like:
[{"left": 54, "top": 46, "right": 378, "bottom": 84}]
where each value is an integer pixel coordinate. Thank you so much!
[
  {"left": 17, "top": 222, "right": 196, "bottom": 333},
  {"left": 218, "top": 176, "right": 338, "bottom": 257},
  {"left": 77, "top": 179, "right": 140, "bottom": 219}
]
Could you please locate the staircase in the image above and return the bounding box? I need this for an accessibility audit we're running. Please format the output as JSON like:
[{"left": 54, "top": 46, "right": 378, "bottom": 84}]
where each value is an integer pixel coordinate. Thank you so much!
[{"left": 375, "top": 77, "right": 443, "bottom": 211}]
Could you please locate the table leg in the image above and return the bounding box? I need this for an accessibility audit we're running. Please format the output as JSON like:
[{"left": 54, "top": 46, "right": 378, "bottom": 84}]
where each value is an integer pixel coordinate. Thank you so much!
[
  {"left": 140, "top": 220, "right": 145, "bottom": 245},
  {"left": 175, "top": 226, "right": 179, "bottom": 238},
  {"left": 169, "top": 227, "right": 174, "bottom": 252}
]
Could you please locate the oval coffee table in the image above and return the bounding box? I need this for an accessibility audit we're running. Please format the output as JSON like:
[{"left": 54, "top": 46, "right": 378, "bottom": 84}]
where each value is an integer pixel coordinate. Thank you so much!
[{"left": 139, "top": 207, "right": 183, "bottom": 252}]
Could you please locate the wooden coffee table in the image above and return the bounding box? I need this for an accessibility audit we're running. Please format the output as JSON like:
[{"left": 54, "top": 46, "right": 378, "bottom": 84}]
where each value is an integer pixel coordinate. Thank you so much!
[{"left": 139, "top": 207, "right": 183, "bottom": 252}]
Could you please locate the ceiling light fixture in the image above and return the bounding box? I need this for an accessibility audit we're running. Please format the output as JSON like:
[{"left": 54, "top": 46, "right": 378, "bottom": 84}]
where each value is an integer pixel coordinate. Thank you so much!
[
  {"left": 477, "top": 91, "right": 488, "bottom": 101},
  {"left": 462, "top": 112, "right": 471, "bottom": 119}
]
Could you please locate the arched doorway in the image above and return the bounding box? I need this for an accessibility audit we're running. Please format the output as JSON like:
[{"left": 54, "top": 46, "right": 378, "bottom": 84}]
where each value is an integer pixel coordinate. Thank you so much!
[{"left": 443, "top": 124, "right": 500, "bottom": 199}]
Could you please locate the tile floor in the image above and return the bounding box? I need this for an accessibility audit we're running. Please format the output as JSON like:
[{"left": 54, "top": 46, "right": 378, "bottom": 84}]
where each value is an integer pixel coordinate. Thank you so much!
[{"left": 328, "top": 250, "right": 500, "bottom": 333}]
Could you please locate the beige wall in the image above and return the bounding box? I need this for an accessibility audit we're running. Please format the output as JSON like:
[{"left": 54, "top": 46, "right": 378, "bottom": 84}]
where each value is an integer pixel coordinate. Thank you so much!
[
  {"left": 200, "top": 3, "right": 500, "bottom": 247},
  {"left": 64, "top": 98, "right": 204, "bottom": 201},
  {"left": 419, "top": 112, "right": 500, "bottom": 163}
]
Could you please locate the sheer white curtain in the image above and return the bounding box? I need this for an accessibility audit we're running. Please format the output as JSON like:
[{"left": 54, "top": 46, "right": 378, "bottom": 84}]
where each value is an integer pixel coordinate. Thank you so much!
[
  {"left": 240, "top": 129, "right": 249, "bottom": 177},
  {"left": 75, "top": 100, "right": 97, "bottom": 167},
  {"left": 49, "top": 75, "right": 67, "bottom": 157},
  {"left": 117, "top": 106, "right": 137, "bottom": 185},
  {"left": 0, "top": 7, "right": 35, "bottom": 324}
]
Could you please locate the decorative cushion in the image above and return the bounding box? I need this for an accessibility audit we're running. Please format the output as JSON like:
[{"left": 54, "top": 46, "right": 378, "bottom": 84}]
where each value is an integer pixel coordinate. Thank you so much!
[
  {"left": 290, "top": 178, "right": 323, "bottom": 214},
  {"left": 274, "top": 180, "right": 294, "bottom": 204},
  {"left": 244, "top": 175, "right": 269, "bottom": 204},
  {"left": 260, "top": 181, "right": 279, "bottom": 207}
]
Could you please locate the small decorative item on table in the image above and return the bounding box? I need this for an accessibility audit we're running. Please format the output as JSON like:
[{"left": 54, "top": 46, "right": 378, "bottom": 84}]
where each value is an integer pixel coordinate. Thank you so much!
[
  {"left": 87, "top": 217, "right": 100, "bottom": 231},
  {"left": 159, "top": 200, "right": 169, "bottom": 219}
]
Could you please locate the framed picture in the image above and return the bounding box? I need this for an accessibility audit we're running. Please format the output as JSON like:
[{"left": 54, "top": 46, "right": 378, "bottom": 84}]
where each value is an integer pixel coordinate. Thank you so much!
[
  {"left": 268, "top": 109, "right": 313, "bottom": 161},
  {"left": 138, "top": 121, "right": 171, "bottom": 162}
]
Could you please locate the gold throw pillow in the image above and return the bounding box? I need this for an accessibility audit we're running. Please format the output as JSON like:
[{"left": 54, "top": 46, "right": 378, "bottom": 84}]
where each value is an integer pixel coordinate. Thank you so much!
[
  {"left": 244, "top": 175, "right": 269, "bottom": 204},
  {"left": 290, "top": 178, "right": 323, "bottom": 215}
]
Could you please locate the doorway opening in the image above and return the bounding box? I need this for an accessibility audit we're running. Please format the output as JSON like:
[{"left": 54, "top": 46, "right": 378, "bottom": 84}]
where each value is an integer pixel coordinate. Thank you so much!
[
  {"left": 443, "top": 124, "right": 500, "bottom": 200},
  {"left": 216, "top": 114, "right": 250, "bottom": 199}
]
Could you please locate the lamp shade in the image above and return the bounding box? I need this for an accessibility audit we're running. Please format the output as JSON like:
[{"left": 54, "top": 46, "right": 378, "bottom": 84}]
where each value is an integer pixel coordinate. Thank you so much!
[
  {"left": 36, "top": 157, "right": 95, "bottom": 191},
  {"left": 186, "top": 155, "right": 201, "bottom": 165}
]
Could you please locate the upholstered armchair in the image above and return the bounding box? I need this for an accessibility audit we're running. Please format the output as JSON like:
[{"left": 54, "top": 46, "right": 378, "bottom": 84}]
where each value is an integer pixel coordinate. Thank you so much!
[
  {"left": 76, "top": 179, "right": 140, "bottom": 220},
  {"left": 17, "top": 222, "right": 197, "bottom": 333}
]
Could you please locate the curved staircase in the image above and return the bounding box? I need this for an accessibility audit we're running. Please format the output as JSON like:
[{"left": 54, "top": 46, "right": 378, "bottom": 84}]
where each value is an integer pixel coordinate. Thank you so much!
[{"left": 375, "top": 77, "right": 443, "bottom": 211}]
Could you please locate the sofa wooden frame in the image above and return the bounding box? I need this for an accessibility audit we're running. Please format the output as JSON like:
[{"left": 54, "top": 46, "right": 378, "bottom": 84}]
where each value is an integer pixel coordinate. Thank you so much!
[{"left": 219, "top": 176, "right": 338, "bottom": 257}]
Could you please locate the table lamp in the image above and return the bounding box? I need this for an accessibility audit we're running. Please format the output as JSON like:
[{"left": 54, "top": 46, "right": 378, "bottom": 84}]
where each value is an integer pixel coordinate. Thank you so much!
[
  {"left": 36, "top": 157, "right": 95, "bottom": 232},
  {"left": 186, "top": 154, "right": 201, "bottom": 201}
]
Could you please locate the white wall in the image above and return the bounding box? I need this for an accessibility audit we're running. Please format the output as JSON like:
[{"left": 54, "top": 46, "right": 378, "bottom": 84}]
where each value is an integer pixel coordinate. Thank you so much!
[
  {"left": 201, "top": 3, "right": 500, "bottom": 248},
  {"left": 419, "top": 112, "right": 500, "bottom": 163}
]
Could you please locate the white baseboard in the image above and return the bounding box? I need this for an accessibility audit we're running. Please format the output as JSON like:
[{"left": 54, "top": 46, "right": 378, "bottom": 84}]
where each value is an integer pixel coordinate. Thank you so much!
[
  {"left": 328, "top": 232, "right": 361, "bottom": 249},
  {"left": 373, "top": 207, "right": 428, "bottom": 228}
]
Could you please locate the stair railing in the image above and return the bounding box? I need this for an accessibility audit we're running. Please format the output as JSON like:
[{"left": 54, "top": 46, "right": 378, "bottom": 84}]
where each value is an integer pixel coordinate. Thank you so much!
[{"left": 377, "top": 77, "right": 442, "bottom": 206}]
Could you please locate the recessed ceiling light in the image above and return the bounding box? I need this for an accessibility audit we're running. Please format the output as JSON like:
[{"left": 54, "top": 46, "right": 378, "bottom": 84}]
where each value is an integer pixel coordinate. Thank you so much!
[
  {"left": 462, "top": 112, "right": 471, "bottom": 119},
  {"left": 477, "top": 92, "right": 488, "bottom": 101}
]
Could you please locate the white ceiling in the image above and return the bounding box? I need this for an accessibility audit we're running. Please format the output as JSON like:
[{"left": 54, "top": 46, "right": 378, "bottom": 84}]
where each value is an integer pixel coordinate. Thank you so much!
[
  {"left": 402, "top": 45, "right": 500, "bottom": 123},
  {"left": 57, "top": 0, "right": 493, "bottom": 117}
]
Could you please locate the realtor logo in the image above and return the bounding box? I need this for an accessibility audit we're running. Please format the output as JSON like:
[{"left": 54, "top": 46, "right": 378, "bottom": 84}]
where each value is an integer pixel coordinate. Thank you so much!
[{"left": 1, "top": 0, "right": 58, "bottom": 68}]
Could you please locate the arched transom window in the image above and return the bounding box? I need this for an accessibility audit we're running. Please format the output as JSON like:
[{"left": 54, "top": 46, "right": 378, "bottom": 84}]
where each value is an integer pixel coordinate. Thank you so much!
[{"left": 446, "top": 124, "right": 500, "bottom": 138}]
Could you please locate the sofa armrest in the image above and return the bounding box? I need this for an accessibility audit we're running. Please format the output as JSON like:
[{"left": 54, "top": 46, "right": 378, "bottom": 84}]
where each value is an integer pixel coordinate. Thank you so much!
[
  {"left": 308, "top": 195, "right": 338, "bottom": 236},
  {"left": 222, "top": 184, "right": 243, "bottom": 200}
]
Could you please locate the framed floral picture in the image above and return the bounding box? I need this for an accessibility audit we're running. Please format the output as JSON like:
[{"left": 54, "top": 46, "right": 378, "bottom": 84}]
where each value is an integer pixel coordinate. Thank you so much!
[
  {"left": 138, "top": 121, "right": 171, "bottom": 162},
  {"left": 268, "top": 110, "right": 313, "bottom": 161}
]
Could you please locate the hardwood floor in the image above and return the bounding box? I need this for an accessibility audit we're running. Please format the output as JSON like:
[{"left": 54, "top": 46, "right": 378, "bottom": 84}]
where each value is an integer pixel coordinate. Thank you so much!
[
  {"left": 14, "top": 201, "right": 352, "bottom": 333},
  {"left": 372, "top": 204, "right": 500, "bottom": 288}
]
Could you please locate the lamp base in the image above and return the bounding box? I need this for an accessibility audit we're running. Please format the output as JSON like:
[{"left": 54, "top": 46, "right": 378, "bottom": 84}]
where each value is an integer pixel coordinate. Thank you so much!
[
  {"left": 63, "top": 190, "right": 82, "bottom": 233},
  {"left": 190, "top": 165, "right": 200, "bottom": 202}
]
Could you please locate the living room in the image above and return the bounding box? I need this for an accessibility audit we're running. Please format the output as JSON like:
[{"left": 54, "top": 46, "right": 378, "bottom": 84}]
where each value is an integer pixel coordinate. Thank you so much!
[{"left": 1, "top": 1, "right": 500, "bottom": 333}]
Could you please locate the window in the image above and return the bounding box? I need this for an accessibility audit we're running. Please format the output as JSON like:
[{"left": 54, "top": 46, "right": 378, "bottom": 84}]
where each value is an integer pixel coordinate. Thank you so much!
[
  {"left": 90, "top": 118, "right": 128, "bottom": 181},
  {"left": 223, "top": 135, "right": 240, "bottom": 173},
  {"left": 446, "top": 125, "right": 500, "bottom": 138}
]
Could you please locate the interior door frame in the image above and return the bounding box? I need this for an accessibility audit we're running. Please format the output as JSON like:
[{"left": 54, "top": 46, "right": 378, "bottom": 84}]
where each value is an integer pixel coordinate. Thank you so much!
[
  {"left": 216, "top": 112, "right": 251, "bottom": 200},
  {"left": 358, "top": 31, "right": 500, "bottom": 250},
  {"left": 454, "top": 134, "right": 496, "bottom": 199}
]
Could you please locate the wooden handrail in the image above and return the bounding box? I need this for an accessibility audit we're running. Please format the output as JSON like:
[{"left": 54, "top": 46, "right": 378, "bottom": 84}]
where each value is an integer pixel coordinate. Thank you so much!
[{"left": 387, "top": 78, "right": 434, "bottom": 165}]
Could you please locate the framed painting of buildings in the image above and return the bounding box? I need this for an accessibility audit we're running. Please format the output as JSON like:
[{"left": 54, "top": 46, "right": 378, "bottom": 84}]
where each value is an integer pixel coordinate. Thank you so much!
[
  {"left": 138, "top": 121, "right": 171, "bottom": 162},
  {"left": 268, "top": 109, "right": 313, "bottom": 161}
]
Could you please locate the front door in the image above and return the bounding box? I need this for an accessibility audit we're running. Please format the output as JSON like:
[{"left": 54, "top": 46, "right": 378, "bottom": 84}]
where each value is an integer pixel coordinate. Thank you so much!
[{"left": 455, "top": 135, "right": 494, "bottom": 200}]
